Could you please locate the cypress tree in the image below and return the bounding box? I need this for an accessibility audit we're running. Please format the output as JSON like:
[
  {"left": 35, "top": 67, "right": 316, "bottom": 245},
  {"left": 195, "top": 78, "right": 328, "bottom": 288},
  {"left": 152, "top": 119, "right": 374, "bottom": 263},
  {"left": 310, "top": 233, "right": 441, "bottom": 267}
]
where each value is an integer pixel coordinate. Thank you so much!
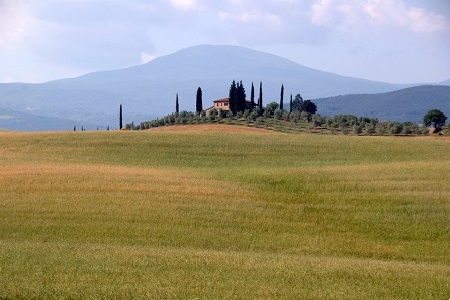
[
  {"left": 280, "top": 84, "right": 284, "bottom": 110},
  {"left": 236, "top": 81, "right": 246, "bottom": 112},
  {"left": 175, "top": 93, "right": 179, "bottom": 114},
  {"left": 229, "top": 80, "right": 237, "bottom": 115},
  {"left": 258, "top": 81, "right": 263, "bottom": 112},
  {"left": 196, "top": 87, "right": 203, "bottom": 114},
  {"left": 119, "top": 104, "right": 123, "bottom": 130},
  {"left": 290, "top": 94, "right": 293, "bottom": 113},
  {"left": 250, "top": 82, "right": 255, "bottom": 110}
]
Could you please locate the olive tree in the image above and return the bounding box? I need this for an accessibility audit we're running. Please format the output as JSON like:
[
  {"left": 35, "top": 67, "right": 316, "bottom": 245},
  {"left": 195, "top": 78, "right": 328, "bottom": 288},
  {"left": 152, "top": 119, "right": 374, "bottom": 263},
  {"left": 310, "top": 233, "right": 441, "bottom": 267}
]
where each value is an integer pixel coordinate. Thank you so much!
[{"left": 423, "top": 109, "right": 447, "bottom": 132}]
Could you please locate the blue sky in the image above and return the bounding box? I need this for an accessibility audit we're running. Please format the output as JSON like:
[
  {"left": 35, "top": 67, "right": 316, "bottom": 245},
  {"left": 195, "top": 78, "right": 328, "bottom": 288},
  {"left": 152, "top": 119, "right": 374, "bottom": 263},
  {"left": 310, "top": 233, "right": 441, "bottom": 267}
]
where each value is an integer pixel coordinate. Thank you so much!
[{"left": 0, "top": 0, "right": 449, "bottom": 84}]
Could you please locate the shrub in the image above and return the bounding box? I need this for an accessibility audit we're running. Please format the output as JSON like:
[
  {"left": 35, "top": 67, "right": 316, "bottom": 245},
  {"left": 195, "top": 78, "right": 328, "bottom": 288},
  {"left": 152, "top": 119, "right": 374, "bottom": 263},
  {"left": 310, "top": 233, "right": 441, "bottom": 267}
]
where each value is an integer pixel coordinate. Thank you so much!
[
  {"left": 290, "top": 111, "right": 300, "bottom": 123},
  {"left": 365, "top": 123, "right": 376, "bottom": 135},
  {"left": 250, "top": 109, "right": 259, "bottom": 121},
  {"left": 390, "top": 123, "right": 403, "bottom": 135},
  {"left": 300, "top": 111, "right": 309, "bottom": 122},
  {"left": 353, "top": 125, "right": 363, "bottom": 135},
  {"left": 312, "top": 115, "right": 325, "bottom": 127},
  {"left": 274, "top": 109, "right": 283, "bottom": 120},
  {"left": 376, "top": 123, "right": 387, "bottom": 136}
]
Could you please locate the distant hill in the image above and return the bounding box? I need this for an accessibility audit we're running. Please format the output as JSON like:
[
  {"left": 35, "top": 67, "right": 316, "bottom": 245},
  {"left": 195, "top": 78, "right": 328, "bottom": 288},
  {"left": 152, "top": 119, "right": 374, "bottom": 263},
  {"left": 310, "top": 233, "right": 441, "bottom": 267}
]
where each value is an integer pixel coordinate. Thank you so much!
[
  {"left": 440, "top": 78, "right": 450, "bottom": 85},
  {"left": 314, "top": 85, "right": 450, "bottom": 123},
  {"left": 0, "top": 45, "right": 418, "bottom": 131},
  {"left": 0, "top": 107, "right": 100, "bottom": 132}
]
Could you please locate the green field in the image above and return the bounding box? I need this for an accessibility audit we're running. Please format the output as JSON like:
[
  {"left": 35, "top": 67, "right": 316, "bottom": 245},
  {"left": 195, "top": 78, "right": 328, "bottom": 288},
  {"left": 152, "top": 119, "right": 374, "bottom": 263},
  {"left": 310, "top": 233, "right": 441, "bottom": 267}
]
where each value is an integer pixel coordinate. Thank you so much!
[{"left": 0, "top": 125, "right": 449, "bottom": 299}]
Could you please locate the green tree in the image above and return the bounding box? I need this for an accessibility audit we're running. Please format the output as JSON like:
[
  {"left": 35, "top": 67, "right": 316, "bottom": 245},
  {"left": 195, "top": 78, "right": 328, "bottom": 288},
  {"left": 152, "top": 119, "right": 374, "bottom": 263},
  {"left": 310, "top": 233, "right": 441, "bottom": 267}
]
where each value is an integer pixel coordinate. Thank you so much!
[
  {"left": 196, "top": 87, "right": 203, "bottom": 114},
  {"left": 119, "top": 104, "right": 123, "bottom": 130},
  {"left": 258, "top": 81, "right": 263, "bottom": 113},
  {"left": 209, "top": 108, "right": 217, "bottom": 121},
  {"left": 279, "top": 84, "right": 284, "bottom": 110},
  {"left": 266, "top": 102, "right": 279, "bottom": 116},
  {"left": 295, "top": 100, "right": 317, "bottom": 122},
  {"left": 423, "top": 109, "right": 447, "bottom": 132},
  {"left": 301, "top": 100, "right": 317, "bottom": 115},
  {"left": 175, "top": 94, "right": 179, "bottom": 114},
  {"left": 229, "top": 80, "right": 237, "bottom": 115},
  {"left": 291, "top": 94, "right": 303, "bottom": 112},
  {"left": 236, "top": 81, "right": 247, "bottom": 112},
  {"left": 289, "top": 94, "right": 293, "bottom": 113},
  {"left": 250, "top": 82, "right": 255, "bottom": 110}
]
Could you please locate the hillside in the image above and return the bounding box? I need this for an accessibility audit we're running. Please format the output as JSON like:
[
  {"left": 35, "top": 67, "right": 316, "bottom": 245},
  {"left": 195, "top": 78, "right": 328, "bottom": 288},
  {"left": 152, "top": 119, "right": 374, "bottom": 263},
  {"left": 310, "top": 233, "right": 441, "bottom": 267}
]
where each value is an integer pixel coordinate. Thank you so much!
[
  {"left": 0, "top": 45, "right": 416, "bottom": 131},
  {"left": 440, "top": 78, "right": 450, "bottom": 85},
  {"left": 0, "top": 129, "right": 449, "bottom": 298},
  {"left": 0, "top": 107, "right": 101, "bottom": 132},
  {"left": 314, "top": 85, "right": 450, "bottom": 123}
]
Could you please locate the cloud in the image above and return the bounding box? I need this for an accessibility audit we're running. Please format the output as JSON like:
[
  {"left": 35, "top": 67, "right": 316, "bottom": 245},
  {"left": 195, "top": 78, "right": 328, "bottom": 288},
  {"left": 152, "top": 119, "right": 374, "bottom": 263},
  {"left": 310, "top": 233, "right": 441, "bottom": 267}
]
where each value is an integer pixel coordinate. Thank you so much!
[
  {"left": 140, "top": 52, "right": 156, "bottom": 64},
  {"left": 218, "top": 10, "right": 280, "bottom": 26},
  {"left": 0, "top": 0, "right": 35, "bottom": 48},
  {"left": 169, "top": 0, "right": 198, "bottom": 10},
  {"left": 310, "top": 0, "right": 333, "bottom": 26},
  {"left": 309, "top": 0, "right": 450, "bottom": 34},
  {"left": 364, "top": 0, "right": 450, "bottom": 33},
  {"left": 0, "top": 0, "right": 448, "bottom": 83},
  {"left": 214, "top": 0, "right": 307, "bottom": 43},
  {"left": 23, "top": 1, "right": 158, "bottom": 70},
  {"left": 310, "top": 0, "right": 368, "bottom": 33},
  {"left": 407, "top": 7, "right": 449, "bottom": 33}
]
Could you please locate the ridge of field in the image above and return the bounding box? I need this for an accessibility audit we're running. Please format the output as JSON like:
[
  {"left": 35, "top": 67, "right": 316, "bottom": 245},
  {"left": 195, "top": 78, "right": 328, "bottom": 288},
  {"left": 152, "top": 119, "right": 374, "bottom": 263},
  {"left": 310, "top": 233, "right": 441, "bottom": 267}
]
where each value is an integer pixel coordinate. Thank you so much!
[{"left": 0, "top": 126, "right": 449, "bottom": 299}]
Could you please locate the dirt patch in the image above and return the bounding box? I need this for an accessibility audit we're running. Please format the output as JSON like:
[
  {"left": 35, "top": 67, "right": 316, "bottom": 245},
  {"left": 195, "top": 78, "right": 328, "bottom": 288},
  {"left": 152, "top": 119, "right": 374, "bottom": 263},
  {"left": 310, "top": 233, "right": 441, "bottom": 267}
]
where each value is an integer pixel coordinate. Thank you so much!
[
  {"left": 147, "top": 124, "right": 273, "bottom": 134},
  {"left": 394, "top": 134, "right": 450, "bottom": 142}
]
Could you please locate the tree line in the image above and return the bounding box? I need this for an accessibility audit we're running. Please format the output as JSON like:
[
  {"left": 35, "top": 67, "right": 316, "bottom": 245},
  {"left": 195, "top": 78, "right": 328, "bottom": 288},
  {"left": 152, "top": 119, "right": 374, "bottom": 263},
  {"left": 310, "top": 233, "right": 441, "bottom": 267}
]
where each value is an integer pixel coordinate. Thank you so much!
[
  {"left": 172, "top": 80, "right": 317, "bottom": 118},
  {"left": 123, "top": 80, "right": 447, "bottom": 135},
  {"left": 130, "top": 109, "right": 437, "bottom": 136}
]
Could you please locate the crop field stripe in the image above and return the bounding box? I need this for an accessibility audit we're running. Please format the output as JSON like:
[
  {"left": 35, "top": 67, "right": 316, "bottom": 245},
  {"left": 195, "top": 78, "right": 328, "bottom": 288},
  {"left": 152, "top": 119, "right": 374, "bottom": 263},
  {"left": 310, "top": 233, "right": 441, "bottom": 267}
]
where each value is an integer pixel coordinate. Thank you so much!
[{"left": 0, "top": 128, "right": 449, "bottom": 299}]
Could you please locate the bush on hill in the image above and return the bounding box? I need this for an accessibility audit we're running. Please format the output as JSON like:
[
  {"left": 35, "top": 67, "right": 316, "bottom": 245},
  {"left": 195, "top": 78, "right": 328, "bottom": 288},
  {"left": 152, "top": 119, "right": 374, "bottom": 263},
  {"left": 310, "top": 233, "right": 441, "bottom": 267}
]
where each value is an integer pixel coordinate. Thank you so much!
[{"left": 126, "top": 110, "right": 430, "bottom": 136}]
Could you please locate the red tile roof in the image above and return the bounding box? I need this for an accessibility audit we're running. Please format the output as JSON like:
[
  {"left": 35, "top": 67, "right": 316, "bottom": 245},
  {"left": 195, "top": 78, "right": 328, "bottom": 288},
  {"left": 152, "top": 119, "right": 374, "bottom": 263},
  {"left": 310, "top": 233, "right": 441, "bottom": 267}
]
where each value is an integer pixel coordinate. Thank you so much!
[
  {"left": 213, "top": 98, "right": 229, "bottom": 103},
  {"left": 213, "top": 98, "right": 251, "bottom": 103}
]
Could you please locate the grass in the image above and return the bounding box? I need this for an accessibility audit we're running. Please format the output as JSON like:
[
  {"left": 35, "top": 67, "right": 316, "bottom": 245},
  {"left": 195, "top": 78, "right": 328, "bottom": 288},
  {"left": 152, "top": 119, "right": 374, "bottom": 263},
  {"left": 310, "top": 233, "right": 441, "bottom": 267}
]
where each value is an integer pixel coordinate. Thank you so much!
[{"left": 0, "top": 126, "right": 449, "bottom": 299}]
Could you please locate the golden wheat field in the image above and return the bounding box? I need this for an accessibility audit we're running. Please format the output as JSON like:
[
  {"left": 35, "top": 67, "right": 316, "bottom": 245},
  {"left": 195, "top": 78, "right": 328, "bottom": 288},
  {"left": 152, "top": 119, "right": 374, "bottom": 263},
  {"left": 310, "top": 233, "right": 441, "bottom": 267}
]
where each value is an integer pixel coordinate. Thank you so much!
[{"left": 0, "top": 126, "right": 449, "bottom": 299}]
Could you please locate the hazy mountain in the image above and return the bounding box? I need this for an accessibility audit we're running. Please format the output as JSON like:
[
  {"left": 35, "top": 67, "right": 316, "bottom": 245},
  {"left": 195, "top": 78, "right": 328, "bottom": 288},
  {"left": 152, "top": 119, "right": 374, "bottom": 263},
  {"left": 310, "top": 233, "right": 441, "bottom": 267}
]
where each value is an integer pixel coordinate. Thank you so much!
[
  {"left": 0, "top": 107, "right": 100, "bottom": 132},
  {"left": 314, "top": 85, "right": 450, "bottom": 123},
  {"left": 0, "top": 44, "right": 434, "bottom": 131},
  {"left": 440, "top": 78, "right": 450, "bottom": 85}
]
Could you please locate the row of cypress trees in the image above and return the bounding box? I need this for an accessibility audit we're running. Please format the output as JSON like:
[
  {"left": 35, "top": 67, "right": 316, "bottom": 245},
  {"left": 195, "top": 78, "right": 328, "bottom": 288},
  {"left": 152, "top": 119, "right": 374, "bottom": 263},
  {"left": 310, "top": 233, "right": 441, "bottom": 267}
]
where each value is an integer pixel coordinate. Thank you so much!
[
  {"left": 175, "top": 87, "right": 204, "bottom": 115},
  {"left": 229, "top": 80, "right": 266, "bottom": 115},
  {"left": 229, "top": 80, "right": 247, "bottom": 114},
  {"left": 119, "top": 82, "right": 314, "bottom": 129},
  {"left": 173, "top": 81, "right": 314, "bottom": 117}
]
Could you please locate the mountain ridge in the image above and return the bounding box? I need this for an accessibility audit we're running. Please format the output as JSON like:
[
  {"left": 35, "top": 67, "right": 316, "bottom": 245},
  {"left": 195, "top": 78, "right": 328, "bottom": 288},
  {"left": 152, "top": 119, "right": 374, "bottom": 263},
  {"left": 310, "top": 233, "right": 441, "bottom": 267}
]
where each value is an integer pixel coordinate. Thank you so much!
[
  {"left": 315, "top": 85, "right": 450, "bottom": 123},
  {"left": 439, "top": 78, "right": 450, "bottom": 85},
  {"left": 0, "top": 107, "right": 101, "bottom": 132},
  {"left": 0, "top": 44, "right": 445, "bottom": 131}
]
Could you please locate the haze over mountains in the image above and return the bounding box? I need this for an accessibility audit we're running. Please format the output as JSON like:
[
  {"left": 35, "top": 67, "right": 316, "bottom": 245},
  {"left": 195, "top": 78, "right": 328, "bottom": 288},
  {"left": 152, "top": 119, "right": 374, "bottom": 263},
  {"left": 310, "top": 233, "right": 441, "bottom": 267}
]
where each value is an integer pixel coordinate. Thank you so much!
[
  {"left": 0, "top": 45, "right": 448, "bottom": 131},
  {"left": 316, "top": 85, "right": 450, "bottom": 123}
]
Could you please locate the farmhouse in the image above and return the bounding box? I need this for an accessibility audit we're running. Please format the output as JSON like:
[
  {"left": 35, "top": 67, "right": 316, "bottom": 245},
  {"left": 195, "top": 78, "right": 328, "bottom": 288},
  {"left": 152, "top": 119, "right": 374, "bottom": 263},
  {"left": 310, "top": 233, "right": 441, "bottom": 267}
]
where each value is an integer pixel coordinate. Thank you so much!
[{"left": 205, "top": 98, "right": 252, "bottom": 114}]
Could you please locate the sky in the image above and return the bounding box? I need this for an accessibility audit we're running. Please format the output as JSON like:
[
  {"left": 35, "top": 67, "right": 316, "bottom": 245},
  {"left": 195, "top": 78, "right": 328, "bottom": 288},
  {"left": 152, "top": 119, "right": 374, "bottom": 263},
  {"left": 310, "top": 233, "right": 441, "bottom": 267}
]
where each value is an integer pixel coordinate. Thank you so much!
[{"left": 0, "top": 0, "right": 449, "bottom": 84}]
